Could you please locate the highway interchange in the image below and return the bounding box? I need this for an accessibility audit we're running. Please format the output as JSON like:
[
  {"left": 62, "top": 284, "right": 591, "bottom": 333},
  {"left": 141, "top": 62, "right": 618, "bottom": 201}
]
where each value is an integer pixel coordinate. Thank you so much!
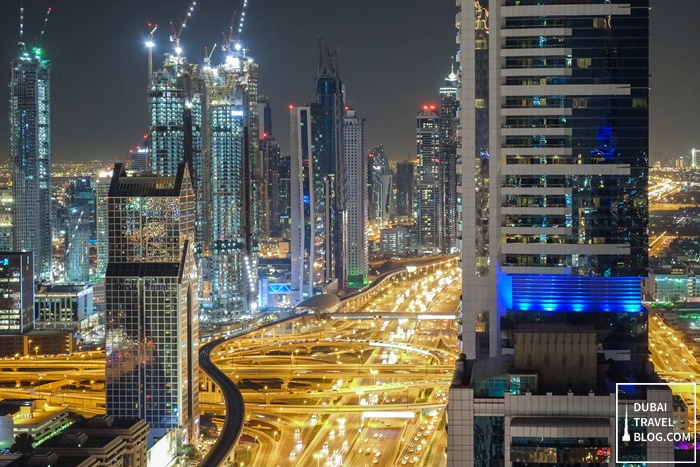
[{"left": 201, "top": 264, "right": 461, "bottom": 467}]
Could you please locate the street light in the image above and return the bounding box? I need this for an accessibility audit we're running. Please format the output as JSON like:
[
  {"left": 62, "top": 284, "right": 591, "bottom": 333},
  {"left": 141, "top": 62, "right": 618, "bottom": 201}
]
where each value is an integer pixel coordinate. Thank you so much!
[
  {"left": 313, "top": 452, "right": 323, "bottom": 467},
  {"left": 34, "top": 347, "right": 39, "bottom": 368}
]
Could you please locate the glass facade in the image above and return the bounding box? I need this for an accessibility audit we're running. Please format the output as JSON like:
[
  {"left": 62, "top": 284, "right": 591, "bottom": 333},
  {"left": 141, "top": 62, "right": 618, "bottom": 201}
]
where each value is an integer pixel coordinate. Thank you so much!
[
  {"left": 474, "top": 416, "right": 504, "bottom": 467},
  {"left": 105, "top": 164, "right": 199, "bottom": 442},
  {"left": 10, "top": 50, "right": 52, "bottom": 280},
  {"left": 458, "top": 0, "right": 649, "bottom": 360},
  {"left": 417, "top": 109, "right": 443, "bottom": 254}
]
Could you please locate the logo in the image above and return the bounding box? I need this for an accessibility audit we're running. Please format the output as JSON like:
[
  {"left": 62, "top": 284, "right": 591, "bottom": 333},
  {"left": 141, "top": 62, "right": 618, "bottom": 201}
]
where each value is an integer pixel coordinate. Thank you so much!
[{"left": 616, "top": 382, "right": 697, "bottom": 464}]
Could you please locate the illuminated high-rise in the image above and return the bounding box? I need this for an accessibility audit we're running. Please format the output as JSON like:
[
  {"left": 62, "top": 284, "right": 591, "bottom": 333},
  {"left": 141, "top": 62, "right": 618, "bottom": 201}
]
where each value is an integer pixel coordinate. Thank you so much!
[
  {"left": 416, "top": 106, "right": 442, "bottom": 255},
  {"left": 64, "top": 178, "right": 94, "bottom": 283},
  {"left": 203, "top": 50, "right": 259, "bottom": 317},
  {"left": 343, "top": 108, "right": 368, "bottom": 288},
  {"left": 440, "top": 68, "right": 459, "bottom": 253},
  {"left": 449, "top": 1, "right": 651, "bottom": 464},
  {"left": 290, "top": 105, "right": 327, "bottom": 302},
  {"left": 10, "top": 46, "right": 52, "bottom": 280},
  {"left": 105, "top": 163, "right": 199, "bottom": 444},
  {"left": 315, "top": 38, "right": 347, "bottom": 291}
]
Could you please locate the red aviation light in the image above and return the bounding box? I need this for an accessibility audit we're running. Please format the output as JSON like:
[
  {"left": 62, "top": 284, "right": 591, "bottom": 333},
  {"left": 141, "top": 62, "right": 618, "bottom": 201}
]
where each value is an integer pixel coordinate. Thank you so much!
[
  {"left": 422, "top": 105, "right": 429, "bottom": 110},
  {"left": 289, "top": 104, "right": 294, "bottom": 110},
  {"left": 430, "top": 105, "right": 436, "bottom": 110},
  {"left": 263, "top": 132, "right": 268, "bottom": 138}
]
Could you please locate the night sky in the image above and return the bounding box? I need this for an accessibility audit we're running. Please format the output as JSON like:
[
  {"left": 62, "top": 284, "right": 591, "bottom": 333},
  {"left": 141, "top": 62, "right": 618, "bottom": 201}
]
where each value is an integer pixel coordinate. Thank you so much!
[{"left": 0, "top": 0, "right": 696, "bottom": 164}]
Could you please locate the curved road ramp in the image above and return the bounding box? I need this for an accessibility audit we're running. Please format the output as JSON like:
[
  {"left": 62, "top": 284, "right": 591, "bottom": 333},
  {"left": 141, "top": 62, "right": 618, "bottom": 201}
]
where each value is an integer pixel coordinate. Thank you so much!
[{"left": 199, "top": 338, "right": 245, "bottom": 467}]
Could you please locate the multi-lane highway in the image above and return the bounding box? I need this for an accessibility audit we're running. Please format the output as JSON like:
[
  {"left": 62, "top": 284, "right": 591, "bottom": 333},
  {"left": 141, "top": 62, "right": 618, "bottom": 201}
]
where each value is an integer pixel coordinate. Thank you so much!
[{"left": 201, "top": 265, "right": 461, "bottom": 467}]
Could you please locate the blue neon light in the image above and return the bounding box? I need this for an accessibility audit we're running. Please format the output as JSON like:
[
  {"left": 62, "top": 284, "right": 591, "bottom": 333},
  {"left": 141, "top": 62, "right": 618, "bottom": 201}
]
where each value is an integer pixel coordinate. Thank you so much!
[{"left": 506, "top": 275, "right": 642, "bottom": 313}]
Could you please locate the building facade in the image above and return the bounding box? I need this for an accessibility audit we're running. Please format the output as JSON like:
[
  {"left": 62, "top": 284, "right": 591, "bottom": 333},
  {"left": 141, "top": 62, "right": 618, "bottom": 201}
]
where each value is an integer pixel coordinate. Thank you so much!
[
  {"left": 458, "top": 0, "right": 649, "bottom": 360},
  {"left": 395, "top": 161, "right": 415, "bottom": 220},
  {"left": 35, "top": 284, "right": 95, "bottom": 331},
  {"left": 204, "top": 51, "right": 260, "bottom": 317},
  {"left": 0, "top": 253, "right": 34, "bottom": 334},
  {"left": 343, "top": 108, "right": 369, "bottom": 288},
  {"left": 440, "top": 69, "right": 459, "bottom": 253},
  {"left": 416, "top": 107, "right": 442, "bottom": 255},
  {"left": 452, "top": 0, "right": 651, "bottom": 465},
  {"left": 315, "top": 38, "right": 347, "bottom": 291},
  {"left": 10, "top": 47, "right": 52, "bottom": 280},
  {"left": 105, "top": 163, "right": 199, "bottom": 444},
  {"left": 65, "top": 178, "right": 95, "bottom": 283},
  {"left": 290, "top": 105, "right": 328, "bottom": 303}
]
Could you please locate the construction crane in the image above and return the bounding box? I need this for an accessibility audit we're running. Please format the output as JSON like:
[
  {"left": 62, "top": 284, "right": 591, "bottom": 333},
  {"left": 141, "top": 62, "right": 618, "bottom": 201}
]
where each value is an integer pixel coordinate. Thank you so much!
[
  {"left": 204, "top": 43, "right": 217, "bottom": 68},
  {"left": 18, "top": 4, "right": 53, "bottom": 55},
  {"left": 145, "top": 23, "right": 158, "bottom": 82},
  {"left": 170, "top": 0, "right": 198, "bottom": 57},
  {"left": 222, "top": 0, "right": 251, "bottom": 56},
  {"left": 38, "top": 7, "right": 52, "bottom": 44}
]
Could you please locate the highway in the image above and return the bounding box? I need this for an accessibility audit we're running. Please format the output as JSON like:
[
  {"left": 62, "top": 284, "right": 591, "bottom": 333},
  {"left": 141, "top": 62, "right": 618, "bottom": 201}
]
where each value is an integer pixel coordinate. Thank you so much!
[
  {"left": 200, "top": 264, "right": 460, "bottom": 467},
  {"left": 199, "top": 337, "right": 246, "bottom": 467}
]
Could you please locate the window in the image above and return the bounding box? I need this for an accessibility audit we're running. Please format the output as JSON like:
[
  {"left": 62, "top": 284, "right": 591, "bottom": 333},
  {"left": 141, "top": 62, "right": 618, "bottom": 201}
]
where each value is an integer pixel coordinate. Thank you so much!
[
  {"left": 577, "top": 58, "right": 592, "bottom": 69},
  {"left": 475, "top": 99, "right": 485, "bottom": 109}
]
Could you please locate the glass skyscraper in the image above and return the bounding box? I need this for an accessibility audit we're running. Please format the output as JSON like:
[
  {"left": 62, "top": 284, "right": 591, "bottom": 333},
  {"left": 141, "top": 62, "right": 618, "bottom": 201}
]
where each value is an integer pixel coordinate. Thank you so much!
[
  {"left": 344, "top": 108, "right": 369, "bottom": 288},
  {"left": 10, "top": 47, "right": 52, "bottom": 280},
  {"left": 204, "top": 52, "right": 260, "bottom": 317},
  {"left": 458, "top": 0, "right": 649, "bottom": 361},
  {"left": 416, "top": 107, "right": 443, "bottom": 255},
  {"left": 449, "top": 1, "right": 651, "bottom": 464},
  {"left": 105, "top": 163, "right": 199, "bottom": 444},
  {"left": 314, "top": 38, "right": 347, "bottom": 291}
]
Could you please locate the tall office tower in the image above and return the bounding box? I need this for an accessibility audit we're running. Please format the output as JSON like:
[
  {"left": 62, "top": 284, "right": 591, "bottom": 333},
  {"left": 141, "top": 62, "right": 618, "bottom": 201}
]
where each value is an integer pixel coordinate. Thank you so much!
[
  {"left": 692, "top": 148, "right": 698, "bottom": 168},
  {"left": 395, "top": 161, "right": 415, "bottom": 220},
  {"left": 105, "top": 163, "right": 199, "bottom": 444},
  {"left": 10, "top": 46, "right": 52, "bottom": 280},
  {"left": 95, "top": 173, "right": 111, "bottom": 279},
  {"left": 440, "top": 68, "right": 459, "bottom": 253},
  {"left": 64, "top": 178, "right": 94, "bottom": 283},
  {"left": 344, "top": 108, "right": 369, "bottom": 288},
  {"left": 263, "top": 136, "right": 282, "bottom": 237},
  {"left": 290, "top": 105, "right": 327, "bottom": 303},
  {"left": 257, "top": 97, "right": 277, "bottom": 241},
  {"left": 0, "top": 253, "right": 34, "bottom": 334},
  {"left": 148, "top": 56, "right": 206, "bottom": 260},
  {"left": 368, "top": 145, "right": 389, "bottom": 223},
  {"left": 315, "top": 38, "right": 347, "bottom": 291},
  {"left": 278, "top": 154, "right": 292, "bottom": 238},
  {"left": 203, "top": 50, "right": 259, "bottom": 317},
  {"left": 416, "top": 106, "right": 442, "bottom": 255},
  {"left": 449, "top": 1, "right": 650, "bottom": 465}
]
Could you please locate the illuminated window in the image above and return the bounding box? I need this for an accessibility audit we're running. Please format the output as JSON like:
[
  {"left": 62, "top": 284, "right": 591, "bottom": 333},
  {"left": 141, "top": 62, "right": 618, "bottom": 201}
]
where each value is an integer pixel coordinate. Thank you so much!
[
  {"left": 475, "top": 99, "right": 485, "bottom": 109},
  {"left": 577, "top": 58, "right": 592, "bottom": 68}
]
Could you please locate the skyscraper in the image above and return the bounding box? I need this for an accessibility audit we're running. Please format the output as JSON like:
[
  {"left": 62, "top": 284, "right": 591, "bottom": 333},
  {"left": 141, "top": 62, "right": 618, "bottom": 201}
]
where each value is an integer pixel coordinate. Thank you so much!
[
  {"left": 368, "top": 145, "right": 390, "bottom": 225},
  {"left": 203, "top": 49, "right": 260, "bottom": 317},
  {"left": 290, "top": 105, "right": 328, "bottom": 302},
  {"left": 343, "top": 108, "right": 369, "bottom": 288},
  {"left": 64, "top": 178, "right": 94, "bottom": 283},
  {"left": 440, "top": 68, "right": 459, "bottom": 253},
  {"left": 457, "top": 0, "right": 648, "bottom": 360},
  {"left": 10, "top": 46, "right": 52, "bottom": 280},
  {"left": 105, "top": 163, "right": 199, "bottom": 444},
  {"left": 95, "top": 172, "right": 111, "bottom": 280},
  {"left": 450, "top": 1, "right": 650, "bottom": 464},
  {"left": 416, "top": 106, "right": 442, "bottom": 255},
  {"left": 315, "top": 38, "right": 347, "bottom": 291},
  {"left": 395, "top": 161, "right": 415, "bottom": 220}
]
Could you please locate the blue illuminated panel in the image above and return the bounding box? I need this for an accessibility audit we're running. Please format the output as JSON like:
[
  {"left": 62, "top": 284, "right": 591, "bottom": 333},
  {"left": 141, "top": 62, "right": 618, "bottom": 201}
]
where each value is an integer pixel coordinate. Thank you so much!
[{"left": 509, "top": 275, "right": 642, "bottom": 313}]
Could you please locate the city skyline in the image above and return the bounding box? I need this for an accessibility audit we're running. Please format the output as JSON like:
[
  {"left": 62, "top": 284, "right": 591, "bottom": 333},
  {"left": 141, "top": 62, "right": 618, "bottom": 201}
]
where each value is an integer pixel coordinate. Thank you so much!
[{"left": 0, "top": 0, "right": 695, "bottom": 164}]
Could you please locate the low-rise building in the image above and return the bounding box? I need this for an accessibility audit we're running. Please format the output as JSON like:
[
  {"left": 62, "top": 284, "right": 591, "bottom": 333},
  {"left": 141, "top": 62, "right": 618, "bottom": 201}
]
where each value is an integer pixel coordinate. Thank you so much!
[
  {"left": 0, "top": 399, "right": 71, "bottom": 449},
  {"left": 35, "top": 284, "right": 96, "bottom": 332}
]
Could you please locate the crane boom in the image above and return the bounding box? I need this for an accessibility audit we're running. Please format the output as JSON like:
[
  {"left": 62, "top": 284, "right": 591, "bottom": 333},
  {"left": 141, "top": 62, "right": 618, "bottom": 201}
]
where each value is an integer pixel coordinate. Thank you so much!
[{"left": 169, "top": 0, "right": 198, "bottom": 56}]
